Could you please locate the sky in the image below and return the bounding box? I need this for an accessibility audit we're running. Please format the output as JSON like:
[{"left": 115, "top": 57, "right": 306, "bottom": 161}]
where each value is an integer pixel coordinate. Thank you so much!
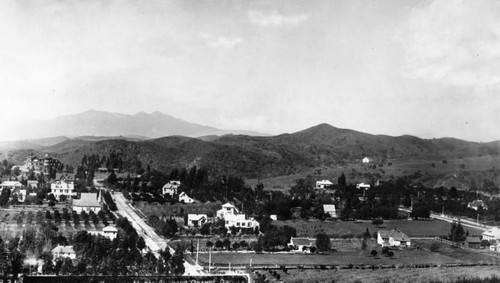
[{"left": 0, "top": 0, "right": 499, "bottom": 142}]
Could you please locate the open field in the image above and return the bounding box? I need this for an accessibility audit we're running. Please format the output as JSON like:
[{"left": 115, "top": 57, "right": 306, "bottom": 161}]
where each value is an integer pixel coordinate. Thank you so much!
[
  {"left": 273, "top": 219, "right": 484, "bottom": 238},
  {"left": 133, "top": 201, "right": 222, "bottom": 218},
  {"left": 246, "top": 154, "right": 500, "bottom": 190},
  {"left": 198, "top": 250, "right": 463, "bottom": 267},
  {"left": 273, "top": 266, "right": 500, "bottom": 283},
  {"left": 412, "top": 239, "right": 500, "bottom": 265}
]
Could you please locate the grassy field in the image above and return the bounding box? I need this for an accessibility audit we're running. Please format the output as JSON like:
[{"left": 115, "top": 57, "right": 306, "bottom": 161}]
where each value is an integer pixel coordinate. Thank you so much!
[
  {"left": 198, "top": 249, "right": 463, "bottom": 267},
  {"left": 272, "top": 219, "right": 484, "bottom": 238},
  {"left": 273, "top": 266, "right": 500, "bottom": 283},
  {"left": 246, "top": 154, "right": 500, "bottom": 190},
  {"left": 133, "top": 201, "right": 222, "bottom": 218},
  {"left": 412, "top": 239, "right": 500, "bottom": 265}
]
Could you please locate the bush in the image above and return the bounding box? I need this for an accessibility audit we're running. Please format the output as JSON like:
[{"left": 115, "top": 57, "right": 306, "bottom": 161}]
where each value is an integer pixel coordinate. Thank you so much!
[
  {"left": 370, "top": 250, "right": 378, "bottom": 256},
  {"left": 430, "top": 242, "right": 440, "bottom": 252}
]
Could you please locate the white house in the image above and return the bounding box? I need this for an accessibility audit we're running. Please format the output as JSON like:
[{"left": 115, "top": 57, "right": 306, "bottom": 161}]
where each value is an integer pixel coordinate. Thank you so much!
[
  {"left": 178, "top": 192, "right": 195, "bottom": 204},
  {"left": 216, "top": 202, "right": 240, "bottom": 218},
  {"left": 362, "top": 157, "right": 374, "bottom": 164},
  {"left": 51, "top": 180, "right": 76, "bottom": 200},
  {"left": 356, "top": 183, "right": 371, "bottom": 190},
  {"left": 187, "top": 214, "right": 207, "bottom": 227},
  {"left": 482, "top": 227, "right": 500, "bottom": 242},
  {"left": 377, "top": 229, "right": 411, "bottom": 248},
  {"left": 323, "top": 204, "right": 337, "bottom": 218},
  {"left": 72, "top": 193, "right": 102, "bottom": 213},
  {"left": 88, "top": 225, "right": 118, "bottom": 240},
  {"left": 162, "top": 180, "right": 181, "bottom": 196},
  {"left": 0, "top": 181, "right": 23, "bottom": 191},
  {"left": 223, "top": 214, "right": 259, "bottom": 229},
  {"left": 51, "top": 245, "right": 76, "bottom": 260},
  {"left": 316, "top": 180, "right": 333, "bottom": 189},
  {"left": 216, "top": 202, "right": 259, "bottom": 230},
  {"left": 468, "top": 200, "right": 488, "bottom": 211},
  {"left": 288, "top": 237, "right": 316, "bottom": 253}
]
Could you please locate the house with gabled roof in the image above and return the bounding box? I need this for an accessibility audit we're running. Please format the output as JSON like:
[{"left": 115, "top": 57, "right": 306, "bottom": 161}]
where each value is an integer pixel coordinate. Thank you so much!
[
  {"left": 72, "top": 192, "right": 102, "bottom": 213},
  {"left": 51, "top": 245, "right": 76, "bottom": 260},
  {"left": 179, "top": 192, "right": 195, "bottom": 204},
  {"left": 162, "top": 180, "right": 181, "bottom": 197},
  {"left": 288, "top": 237, "right": 316, "bottom": 253},
  {"left": 187, "top": 214, "right": 207, "bottom": 227},
  {"left": 377, "top": 229, "right": 411, "bottom": 247}
]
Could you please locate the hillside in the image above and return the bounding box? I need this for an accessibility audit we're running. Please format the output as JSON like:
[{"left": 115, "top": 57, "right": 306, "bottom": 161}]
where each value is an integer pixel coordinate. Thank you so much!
[{"left": 4, "top": 123, "right": 500, "bottom": 186}]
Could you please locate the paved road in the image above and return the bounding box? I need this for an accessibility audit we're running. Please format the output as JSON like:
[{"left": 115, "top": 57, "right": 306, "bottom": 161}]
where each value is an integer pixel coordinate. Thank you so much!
[
  {"left": 114, "top": 193, "right": 205, "bottom": 275},
  {"left": 398, "top": 207, "right": 493, "bottom": 232}
]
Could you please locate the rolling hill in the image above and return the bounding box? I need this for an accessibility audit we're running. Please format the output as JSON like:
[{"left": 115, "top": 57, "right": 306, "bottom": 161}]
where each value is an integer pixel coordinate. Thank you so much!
[{"left": 5, "top": 123, "right": 500, "bottom": 184}]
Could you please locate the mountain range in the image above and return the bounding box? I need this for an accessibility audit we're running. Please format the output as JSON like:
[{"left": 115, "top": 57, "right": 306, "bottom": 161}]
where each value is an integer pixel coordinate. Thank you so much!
[{"left": 2, "top": 110, "right": 266, "bottom": 145}]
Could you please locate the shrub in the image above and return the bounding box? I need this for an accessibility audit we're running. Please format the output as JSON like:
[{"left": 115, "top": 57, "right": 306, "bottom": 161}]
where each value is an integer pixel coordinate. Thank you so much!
[{"left": 430, "top": 242, "right": 440, "bottom": 252}]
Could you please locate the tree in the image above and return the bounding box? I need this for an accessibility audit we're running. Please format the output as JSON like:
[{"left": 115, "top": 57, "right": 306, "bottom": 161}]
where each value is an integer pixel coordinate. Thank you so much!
[
  {"left": 315, "top": 232, "right": 331, "bottom": 253},
  {"left": 137, "top": 236, "right": 146, "bottom": 251},
  {"left": 61, "top": 257, "right": 74, "bottom": 275},
  {"left": 370, "top": 250, "right": 378, "bottom": 256},
  {"left": 171, "top": 248, "right": 185, "bottom": 275},
  {"left": 410, "top": 206, "right": 430, "bottom": 220},
  {"left": 450, "top": 222, "right": 466, "bottom": 243},
  {"left": 372, "top": 218, "right": 383, "bottom": 226}
]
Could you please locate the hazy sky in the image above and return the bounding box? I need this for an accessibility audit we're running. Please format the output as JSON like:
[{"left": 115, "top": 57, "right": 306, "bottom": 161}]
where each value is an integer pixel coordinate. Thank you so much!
[{"left": 1, "top": 0, "right": 499, "bottom": 142}]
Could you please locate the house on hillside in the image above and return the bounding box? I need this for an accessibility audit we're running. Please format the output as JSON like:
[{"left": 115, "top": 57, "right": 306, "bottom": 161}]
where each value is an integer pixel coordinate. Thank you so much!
[
  {"left": 362, "top": 157, "right": 374, "bottom": 164},
  {"left": 465, "top": 237, "right": 481, "bottom": 249},
  {"left": 162, "top": 181, "right": 181, "bottom": 197},
  {"left": 187, "top": 214, "right": 207, "bottom": 227},
  {"left": 323, "top": 204, "right": 337, "bottom": 218},
  {"left": 482, "top": 227, "right": 500, "bottom": 242},
  {"left": 216, "top": 202, "right": 259, "bottom": 230},
  {"left": 51, "top": 245, "right": 76, "bottom": 260},
  {"left": 356, "top": 183, "right": 371, "bottom": 190},
  {"left": 216, "top": 202, "right": 240, "bottom": 218},
  {"left": 288, "top": 237, "right": 316, "bottom": 253},
  {"left": 377, "top": 229, "right": 411, "bottom": 247},
  {"left": 179, "top": 192, "right": 195, "bottom": 204},
  {"left": 316, "top": 180, "right": 333, "bottom": 189},
  {"left": 468, "top": 200, "right": 488, "bottom": 211},
  {"left": 51, "top": 179, "right": 76, "bottom": 200},
  {"left": 0, "top": 181, "right": 23, "bottom": 191},
  {"left": 72, "top": 193, "right": 102, "bottom": 213}
]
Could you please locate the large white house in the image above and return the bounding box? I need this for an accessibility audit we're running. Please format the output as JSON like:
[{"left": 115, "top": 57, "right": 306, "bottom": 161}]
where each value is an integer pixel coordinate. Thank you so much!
[
  {"left": 482, "top": 227, "right": 500, "bottom": 242},
  {"left": 362, "top": 157, "right": 374, "bottom": 164},
  {"left": 216, "top": 202, "right": 259, "bottom": 229},
  {"left": 72, "top": 193, "right": 102, "bottom": 213},
  {"left": 162, "top": 180, "right": 181, "bottom": 196},
  {"left": 377, "top": 229, "right": 411, "bottom": 247},
  {"left": 51, "top": 180, "right": 76, "bottom": 200}
]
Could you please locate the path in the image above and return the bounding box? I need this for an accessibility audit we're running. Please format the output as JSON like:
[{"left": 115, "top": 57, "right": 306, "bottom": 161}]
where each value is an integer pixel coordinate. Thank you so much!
[{"left": 113, "top": 193, "right": 205, "bottom": 275}]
